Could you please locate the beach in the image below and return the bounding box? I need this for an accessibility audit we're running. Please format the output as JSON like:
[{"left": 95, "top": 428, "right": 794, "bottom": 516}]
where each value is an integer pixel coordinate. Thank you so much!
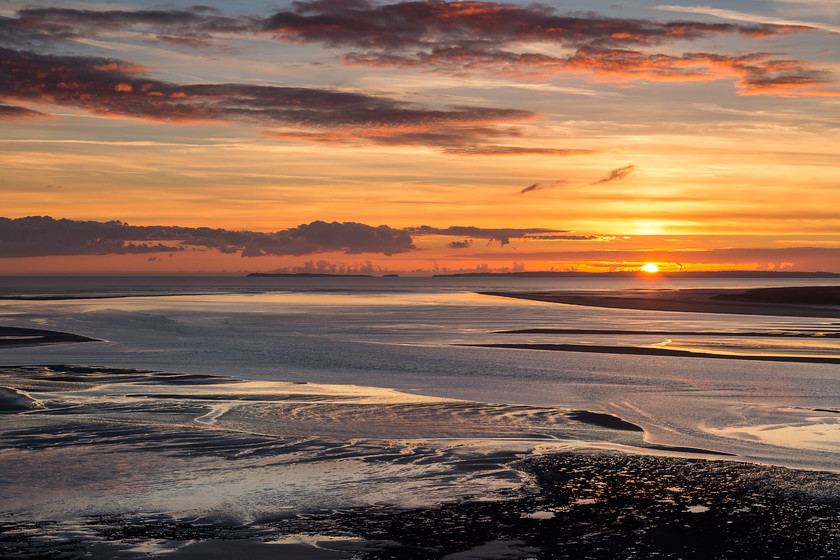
[{"left": 1, "top": 278, "right": 839, "bottom": 558}]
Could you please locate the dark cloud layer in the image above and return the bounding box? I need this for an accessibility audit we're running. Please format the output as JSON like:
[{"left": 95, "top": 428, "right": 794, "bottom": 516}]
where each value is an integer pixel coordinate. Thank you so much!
[
  {"left": 264, "top": 1, "right": 803, "bottom": 49},
  {"left": 0, "top": 217, "right": 606, "bottom": 258},
  {"left": 345, "top": 45, "right": 834, "bottom": 96},
  {"left": 262, "top": 1, "right": 828, "bottom": 95},
  {"left": 1, "top": 2, "right": 830, "bottom": 96},
  {"left": 0, "top": 47, "right": 526, "bottom": 127},
  {"left": 4, "top": 2, "right": 800, "bottom": 50},
  {"left": 0, "top": 47, "right": 556, "bottom": 153},
  {"left": 0, "top": 217, "right": 415, "bottom": 258}
]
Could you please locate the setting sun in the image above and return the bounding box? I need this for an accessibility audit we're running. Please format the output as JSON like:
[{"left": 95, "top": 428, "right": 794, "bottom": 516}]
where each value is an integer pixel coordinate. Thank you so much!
[{"left": 641, "top": 263, "right": 659, "bottom": 273}]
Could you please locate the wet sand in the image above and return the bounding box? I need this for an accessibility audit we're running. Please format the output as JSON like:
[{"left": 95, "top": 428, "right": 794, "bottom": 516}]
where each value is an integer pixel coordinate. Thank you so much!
[
  {"left": 2, "top": 305, "right": 839, "bottom": 558},
  {"left": 479, "top": 285, "right": 840, "bottom": 318}
]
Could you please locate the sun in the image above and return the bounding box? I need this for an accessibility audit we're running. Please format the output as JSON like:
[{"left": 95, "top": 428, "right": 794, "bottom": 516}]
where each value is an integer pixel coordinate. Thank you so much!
[{"left": 641, "top": 263, "right": 659, "bottom": 273}]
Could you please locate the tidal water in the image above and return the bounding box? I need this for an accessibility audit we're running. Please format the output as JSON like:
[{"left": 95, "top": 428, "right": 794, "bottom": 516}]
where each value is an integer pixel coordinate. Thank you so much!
[{"left": 1, "top": 276, "right": 839, "bottom": 525}]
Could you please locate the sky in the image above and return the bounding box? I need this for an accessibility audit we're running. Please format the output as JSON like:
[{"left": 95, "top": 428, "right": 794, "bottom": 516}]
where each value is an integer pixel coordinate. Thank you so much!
[{"left": 1, "top": 0, "right": 839, "bottom": 275}]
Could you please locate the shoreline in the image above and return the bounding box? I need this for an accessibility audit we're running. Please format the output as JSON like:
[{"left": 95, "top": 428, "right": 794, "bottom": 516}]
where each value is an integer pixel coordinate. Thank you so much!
[{"left": 479, "top": 286, "right": 840, "bottom": 318}]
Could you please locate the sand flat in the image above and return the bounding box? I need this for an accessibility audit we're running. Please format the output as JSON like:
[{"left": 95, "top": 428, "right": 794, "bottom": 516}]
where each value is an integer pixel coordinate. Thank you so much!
[{"left": 479, "top": 286, "right": 840, "bottom": 318}]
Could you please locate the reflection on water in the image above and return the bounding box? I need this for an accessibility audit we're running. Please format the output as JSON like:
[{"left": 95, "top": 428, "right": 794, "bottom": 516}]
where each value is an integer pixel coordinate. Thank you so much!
[
  {"left": 658, "top": 337, "right": 840, "bottom": 358},
  {"left": 704, "top": 404, "right": 840, "bottom": 452}
]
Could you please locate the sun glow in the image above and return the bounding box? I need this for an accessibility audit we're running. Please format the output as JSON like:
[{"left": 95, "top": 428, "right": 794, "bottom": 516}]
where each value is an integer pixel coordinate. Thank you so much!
[{"left": 641, "top": 263, "right": 659, "bottom": 273}]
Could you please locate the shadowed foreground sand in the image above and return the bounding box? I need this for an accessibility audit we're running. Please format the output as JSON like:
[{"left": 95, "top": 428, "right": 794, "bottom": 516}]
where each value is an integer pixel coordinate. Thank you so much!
[{"left": 4, "top": 451, "right": 839, "bottom": 559}]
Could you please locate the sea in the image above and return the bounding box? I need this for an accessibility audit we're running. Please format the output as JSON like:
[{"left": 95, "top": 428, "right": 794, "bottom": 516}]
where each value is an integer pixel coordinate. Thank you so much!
[{"left": 1, "top": 275, "right": 838, "bottom": 526}]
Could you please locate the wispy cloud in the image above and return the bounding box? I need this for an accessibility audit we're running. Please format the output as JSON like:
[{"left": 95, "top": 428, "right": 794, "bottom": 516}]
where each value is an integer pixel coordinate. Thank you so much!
[
  {"left": 519, "top": 179, "right": 568, "bottom": 194},
  {"left": 654, "top": 4, "right": 840, "bottom": 34},
  {"left": 519, "top": 165, "right": 637, "bottom": 195},
  {"left": 593, "top": 165, "right": 637, "bottom": 185}
]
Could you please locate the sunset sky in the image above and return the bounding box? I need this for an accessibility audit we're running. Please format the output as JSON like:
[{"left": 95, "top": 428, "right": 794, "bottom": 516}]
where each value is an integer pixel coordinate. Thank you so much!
[{"left": 1, "top": 0, "right": 839, "bottom": 274}]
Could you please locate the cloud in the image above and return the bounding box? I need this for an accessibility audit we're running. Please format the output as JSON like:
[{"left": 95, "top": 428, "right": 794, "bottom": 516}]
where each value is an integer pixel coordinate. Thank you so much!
[
  {"left": 3, "top": 3, "right": 830, "bottom": 96},
  {"left": 6, "top": 2, "right": 805, "bottom": 51},
  {"left": 653, "top": 4, "right": 840, "bottom": 34},
  {"left": 264, "top": 124, "right": 595, "bottom": 155},
  {"left": 0, "top": 47, "right": 566, "bottom": 154},
  {"left": 0, "top": 47, "right": 521, "bottom": 127},
  {"left": 593, "top": 165, "right": 637, "bottom": 185},
  {"left": 255, "top": 220, "right": 415, "bottom": 256},
  {"left": 0, "top": 216, "right": 182, "bottom": 258},
  {"left": 263, "top": 1, "right": 806, "bottom": 49},
  {"left": 261, "top": 1, "right": 832, "bottom": 95},
  {"left": 346, "top": 45, "right": 836, "bottom": 96},
  {"left": 524, "top": 234, "right": 603, "bottom": 241},
  {"left": 0, "top": 216, "right": 415, "bottom": 258},
  {"left": 0, "top": 103, "right": 51, "bottom": 120},
  {"left": 519, "top": 179, "right": 569, "bottom": 194},
  {"left": 1, "top": 6, "right": 260, "bottom": 49},
  {"left": 409, "top": 225, "right": 573, "bottom": 246},
  {"left": 0, "top": 217, "right": 605, "bottom": 259},
  {"left": 441, "top": 146, "right": 597, "bottom": 156}
]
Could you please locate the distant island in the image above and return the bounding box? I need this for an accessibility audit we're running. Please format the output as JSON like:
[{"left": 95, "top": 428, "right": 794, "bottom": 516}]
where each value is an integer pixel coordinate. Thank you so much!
[
  {"left": 434, "top": 270, "right": 840, "bottom": 278},
  {"left": 247, "top": 272, "right": 374, "bottom": 277}
]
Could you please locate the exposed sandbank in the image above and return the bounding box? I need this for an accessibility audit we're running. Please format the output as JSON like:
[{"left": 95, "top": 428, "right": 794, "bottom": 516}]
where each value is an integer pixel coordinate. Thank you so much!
[
  {"left": 495, "top": 327, "right": 840, "bottom": 337},
  {"left": 463, "top": 342, "right": 840, "bottom": 364},
  {"left": 0, "top": 326, "right": 98, "bottom": 347},
  {"left": 0, "top": 386, "right": 39, "bottom": 412},
  {"left": 479, "top": 286, "right": 840, "bottom": 318}
]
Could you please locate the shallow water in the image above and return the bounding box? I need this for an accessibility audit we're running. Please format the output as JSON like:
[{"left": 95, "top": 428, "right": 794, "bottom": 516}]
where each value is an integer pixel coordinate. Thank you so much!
[{"left": 1, "top": 276, "right": 839, "bottom": 523}]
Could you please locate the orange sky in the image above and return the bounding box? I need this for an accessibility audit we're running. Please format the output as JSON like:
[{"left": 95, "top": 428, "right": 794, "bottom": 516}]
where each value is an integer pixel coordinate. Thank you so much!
[{"left": 1, "top": 0, "right": 839, "bottom": 274}]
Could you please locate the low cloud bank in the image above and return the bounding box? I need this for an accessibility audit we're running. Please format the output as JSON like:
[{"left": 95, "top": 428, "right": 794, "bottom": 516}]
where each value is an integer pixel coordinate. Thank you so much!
[
  {"left": 0, "top": 216, "right": 415, "bottom": 258},
  {"left": 0, "top": 217, "right": 606, "bottom": 258}
]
